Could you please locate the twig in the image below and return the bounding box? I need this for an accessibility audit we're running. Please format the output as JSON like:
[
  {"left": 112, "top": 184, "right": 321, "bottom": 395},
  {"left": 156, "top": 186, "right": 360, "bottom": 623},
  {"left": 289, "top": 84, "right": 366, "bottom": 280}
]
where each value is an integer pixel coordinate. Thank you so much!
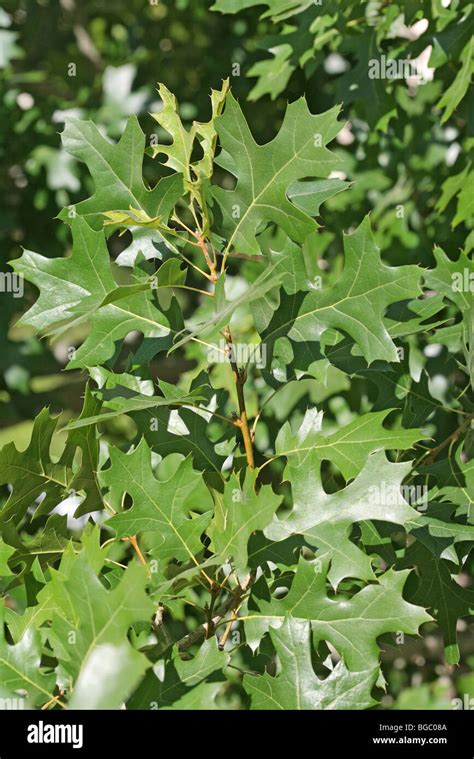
[
  {"left": 153, "top": 604, "right": 173, "bottom": 647},
  {"left": 197, "top": 235, "right": 218, "bottom": 282},
  {"left": 222, "top": 327, "right": 255, "bottom": 468},
  {"left": 124, "top": 535, "right": 150, "bottom": 577},
  {"left": 218, "top": 608, "right": 238, "bottom": 650},
  {"left": 215, "top": 249, "right": 264, "bottom": 262},
  {"left": 176, "top": 571, "right": 255, "bottom": 652},
  {"left": 41, "top": 690, "right": 66, "bottom": 710},
  {"left": 418, "top": 413, "right": 473, "bottom": 467}
]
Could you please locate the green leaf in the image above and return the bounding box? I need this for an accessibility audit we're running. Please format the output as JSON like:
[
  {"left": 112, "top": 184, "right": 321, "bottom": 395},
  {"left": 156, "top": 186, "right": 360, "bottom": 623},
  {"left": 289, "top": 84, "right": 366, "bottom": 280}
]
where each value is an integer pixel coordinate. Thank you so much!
[
  {"left": 6, "top": 514, "right": 71, "bottom": 579},
  {"left": 128, "top": 638, "right": 228, "bottom": 709},
  {"left": 265, "top": 450, "right": 420, "bottom": 587},
  {"left": 243, "top": 616, "right": 379, "bottom": 710},
  {"left": 424, "top": 246, "right": 473, "bottom": 313},
  {"left": 49, "top": 556, "right": 153, "bottom": 684},
  {"left": 399, "top": 542, "right": 474, "bottom": 665},
  {"left": 66, "top": 386, "right": 207, "bottom": 430},
  {"left": 211, "top": 92, "right": 342, "bottom": 255},
  {"left": 5, "top": 531, "right": 107, "bottom": 641},
  {"left": 437, "top": 37, "right": 474, "bottom": 124},
  {"left": 69, "top": 641, "right": 150, "bottom": 709},
  {"left": 129, "top": 375, "right": 232, "bottom": 476},
  {"left": 0, "top": 409, "right": 68, "bottom": 526},
  {"left": 424, "top": 447, "right": 474, "bottom": 522},
  {"left": 58, "top": 115, "right": 183, "bottom": 229},
  {"left": 103, "top": 440, "right": 214, "bottom": 566},
  {"left": 0, "top": 540, "right": 15, "bottom": 579},
  {"left": 0, "top": 389, "right": 110, "bottom": 526},
  {"left": 0, "top": 606, "right": 56, "bottom": 707},
  {"left": 247, "top": 42, "right": 299, "bottom": 102},
  {"left": 170, "top": 262, "right": 282, "bottom": 352},
  {"left": 287, "top": 178, "right": 350, "bottom": 216},
  {"left": 436, "top": 161, "right": 471, "bottom": 216},
  {"left": 150, "top": 80, "right": 229, "bottom": 185},
  {"left": 11, "top": 216, "right": 116, "bottom": 334},
  {"left": 250, "top": 557, "right": 431, "bottom": 672},
  {"left": 273, "top": 408, "right": 423, "bottom": 481},
  {"left": 335, "top": 30, "right": 397, "bottom": 129},
  {"left": 65, "top": 384, "right": 103, "bottom": 515},
  {"left": 151, "top": 84, "right": 196, "bottom": 178},
  {"left": 11, "top": 217, "right": 177, "bottom": 370},
  {"left": 210, "top": 469, "right": 282, "bottom": 568},
  {"left": 254, "top": 215, "right": 422, "bottom": 365},
  {"left": 212, "top": 0, "right": 314, "bottom": 21}
]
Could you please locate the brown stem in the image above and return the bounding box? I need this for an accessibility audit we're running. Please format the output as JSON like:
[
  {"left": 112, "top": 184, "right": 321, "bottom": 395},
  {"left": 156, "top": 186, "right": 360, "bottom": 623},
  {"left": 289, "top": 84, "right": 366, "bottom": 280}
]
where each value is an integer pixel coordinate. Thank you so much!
[
  {"left": 177, "top": 572, "right": 255, "bottom": 653},
  {"left": 223, "top": 327, "right": 255, "bottom": 468},
  {"left": 124, "top": 535, "right": 150, "bottom": 577},
  {"left": 419, "top": 413, "right": 474, "bottom": 467},
  {"left": 218, "top": 608, "right": 238, "bottom": 650},
  {"left": 197, "top": 235, "right": 218, "bottom": 282},
  {"left": 203, "top": 581, "right": 221, "bottom": 638},
  {"left": 215, "top": 249, "right": 264, "bottom": 262},
  {"left": 153, "top": 604, "right": 174, "bottom": 649},
  {"left": 41, "top": 690, "right": 66, "bottom": 710}
]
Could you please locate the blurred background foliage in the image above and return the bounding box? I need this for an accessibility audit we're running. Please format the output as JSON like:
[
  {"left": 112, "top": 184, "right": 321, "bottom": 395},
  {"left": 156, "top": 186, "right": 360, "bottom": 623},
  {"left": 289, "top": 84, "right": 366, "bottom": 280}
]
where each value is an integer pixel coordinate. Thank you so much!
[{"left": 0, "top": 0, "right": 472, "bottom": 709}]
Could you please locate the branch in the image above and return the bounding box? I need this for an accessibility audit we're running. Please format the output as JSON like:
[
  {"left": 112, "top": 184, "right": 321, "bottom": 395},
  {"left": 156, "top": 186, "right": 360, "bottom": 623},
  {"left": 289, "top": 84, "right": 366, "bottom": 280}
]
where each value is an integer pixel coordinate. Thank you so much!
[
  {"left": 177, "top": 571, "right": 255, "bottom": 653},
  {"left": 419, "top": 413, "right": 474, "bottom": 467},
  {"left": 215, "top": 249, "right": 264, "bottom": 262},
  {"left": 222, "top": 327, "right": 255, "bottom": 468}
]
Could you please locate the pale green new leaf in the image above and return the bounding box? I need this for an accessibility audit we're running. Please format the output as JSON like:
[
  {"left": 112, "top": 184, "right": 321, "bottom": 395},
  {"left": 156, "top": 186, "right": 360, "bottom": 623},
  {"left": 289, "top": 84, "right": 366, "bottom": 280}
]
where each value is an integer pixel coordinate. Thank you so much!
[{"left": 151, "top": 80, "right": 229, "bottom": 184}]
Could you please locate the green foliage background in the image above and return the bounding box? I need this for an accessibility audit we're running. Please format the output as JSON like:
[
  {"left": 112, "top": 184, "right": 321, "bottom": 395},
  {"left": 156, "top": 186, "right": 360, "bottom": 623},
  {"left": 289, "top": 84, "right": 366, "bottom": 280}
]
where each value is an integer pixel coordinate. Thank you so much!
[{"left": 0, "top": 0, "right": 473, "bottom": 711}]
